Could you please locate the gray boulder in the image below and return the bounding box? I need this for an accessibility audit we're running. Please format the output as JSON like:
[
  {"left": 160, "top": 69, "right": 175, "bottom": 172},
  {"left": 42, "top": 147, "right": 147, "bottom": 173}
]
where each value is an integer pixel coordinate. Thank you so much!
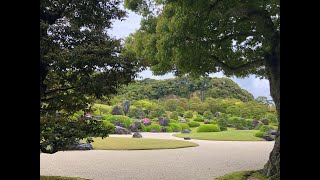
[
  {"left": 111, "top": 121, "right": 126, "bottom": 128},
  {"left": 204, "top": 121, "right": 210, "bottom": 124},
  {"left": 184, "top": 137, "right": 191, "bottom": 140},
  {"left": 178, "top": 119, "right": 187, "bottom": 123},
  {"left": 159, "top": 117, "right": 169, "bottom": 126},
  {"left": 129, "top": 122, "right": 142, "bottom": 132},
  {"left": 182, "top": 129, "right": 191, "bottom": 133},
  {"left": 132, "top": 132, "right": 142, "bottom": 138},
  {"left": 214, "top": 112, "right": 220, "bottom": 117},
  {"left": 252, "top": 120, "right": 260, "bottom": 127},
  {"left": 150, "top": 129, "right": 157, "bottom": 133},
  {"left": 261, "top": 119, "right": 269, "bottom": 125},
  {"left": 269, "top": 130, "right": 277, "bottom": 135},
  {"left": 68, "top": 143, "right": 93, "bottom": 150},
  {"left": 111, "top": 106, "right": 123, "bottom": 115},
  {"left": 115, "top": 126, "right": 131, "bottom": 134},
  {"left": 262, "top": 135, "right": 275, "bottom": 141},
  {"left": 173, "top": 129, "right": 179, "bottom": 132}
]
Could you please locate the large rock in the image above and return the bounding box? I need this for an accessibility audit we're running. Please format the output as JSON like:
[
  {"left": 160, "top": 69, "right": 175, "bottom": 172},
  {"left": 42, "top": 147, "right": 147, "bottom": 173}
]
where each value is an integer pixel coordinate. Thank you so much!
[
  {"left": 111, "top": 121, "right": 126, "bottom": 128},
  {"left": 132, "top": 132, "right": 142, "bottom": 138},
  {"left": 269, "top": 130, "right": 277, "bottom": 135},
  {"left": 252, "top": 120, "right": 260, "bottom": 127},
  {"left": 214, "top": 112, "right": 220, "bottom": 117},
  {"left": 129, "top": 122, "right": 142, "bottom": 132},
  {"left": 159, "top": 117, "right": 169, "bottom": 126},
  {"left": 261, "top": 119, "right": 269, "bottom": 125},
  {"left": 150, "top": 129, "right": 157, "bottom": 133},
  {"left": 184, "top": 137, "right": 191, "bottom": 140},
  {"left": 182, "top": 129, "right": 191, "bottom": 133},
  {"left": 115, "top": 126, "right": 131, "bottom": 134},
  {"left": 173, "top": 129, "right": 179, "bottom": 132},
  {"left": 111, "top": 106, "right": 123, "bottom": 115},
  {"left": 68, "top": 143, "right": 93, "bottom": 150},
  {"left": 262, "top": 135, "right": 275, "bottom": 141},
  {"left": 178, "top": 119, "right": 187, "bottom": 123}
]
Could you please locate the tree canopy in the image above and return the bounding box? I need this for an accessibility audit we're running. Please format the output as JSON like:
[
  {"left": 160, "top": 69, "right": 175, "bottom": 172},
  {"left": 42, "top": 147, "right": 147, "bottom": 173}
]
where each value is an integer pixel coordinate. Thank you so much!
[
  {"left": 40, "top": 0, "right": 143, "bottom": 153},
  {"left": 124, "top": 0, "right": 280, "bottom": 178}
]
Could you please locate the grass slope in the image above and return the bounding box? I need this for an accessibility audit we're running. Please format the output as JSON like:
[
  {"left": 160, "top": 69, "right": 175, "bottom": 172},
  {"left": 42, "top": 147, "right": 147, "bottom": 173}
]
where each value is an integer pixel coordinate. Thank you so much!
[
  {"left": 90, "top": 137, "right": 199, "bottom": 150},
  {"left": 214, "top": 170, "right": 269, "bottom": 180},
  {"left": 174, "top": 129, "right": 264, "bottom": 141}
]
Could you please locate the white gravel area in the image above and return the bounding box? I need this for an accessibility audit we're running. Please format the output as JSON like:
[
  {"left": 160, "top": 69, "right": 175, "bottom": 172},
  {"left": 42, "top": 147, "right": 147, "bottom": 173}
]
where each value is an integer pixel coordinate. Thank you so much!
[{"left": 40, "top": 132, "right": 274, "bottom": 180}]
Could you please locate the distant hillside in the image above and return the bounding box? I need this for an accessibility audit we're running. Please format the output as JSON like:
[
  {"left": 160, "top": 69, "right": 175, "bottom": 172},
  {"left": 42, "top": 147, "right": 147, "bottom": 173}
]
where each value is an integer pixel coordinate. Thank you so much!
[{"left": 114, "top": 77, "right": 254, "bottom": 102}]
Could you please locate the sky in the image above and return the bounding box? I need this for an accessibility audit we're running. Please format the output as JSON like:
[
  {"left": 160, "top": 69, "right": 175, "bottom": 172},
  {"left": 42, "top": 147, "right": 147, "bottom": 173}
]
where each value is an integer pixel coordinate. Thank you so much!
[{"left": 108, "top": 7, "right": 272, "bottom": 100}]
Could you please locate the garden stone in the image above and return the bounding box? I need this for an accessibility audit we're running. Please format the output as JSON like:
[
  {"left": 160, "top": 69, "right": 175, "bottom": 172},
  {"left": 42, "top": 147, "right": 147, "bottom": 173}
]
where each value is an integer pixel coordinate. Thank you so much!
[
  {"left": 252, "top": 120, "right": 260, "bottom": 127},
  {"left": 204, "top": 121, "right": 210, "bottom": 124},
  {"left": 159, "top": 117, "right": 169, "bottom": 126},
  {"left": 68, "top": 143, "right": 93, "bottom": 150},
  {"left": 129, "top": 122, "right": 142, "bottom": 132},
  {"left": 182, "top": 129, "right": 190, "bottom": 133},
  {"left": 111, "top": 106, "right": 123, "bottom": 115},
  {"left": 150, "top": 129, "right": 157, "bottom": 133},
  {"left": 262, "top": 135, "right": 274, "bottom": 141},
  {"left": 115, "top": 126, "right": 131, "bottom": 134},
  {"left": 214, "top": 112, "right": 220, "bottom": 117},
  {"left": 161, "top": 127, "right": 166, "bottom": 132},
  {"left": 261, "top": 119, "right": 269, "bottom": 125},
  {"left": 143, "top": 121, "right": 151, "bottom": 126},
  {"left": 184, "top": 137, "right": 191, "bottom": 140},
  {"left": 111, "top": 121, "right": 126, "bottom": 128},
  {"left": 269, "top": 130, "right": 277, "bottom": 135},
  {"left": 132, "top": 132, "right": 142, "bottom": 138},
  {"left": 178, "top": 119, "right": 187, "bottom": 123},
  {"left": 95, "top": 116, "right": 103, "bottom": 120},
  {"left": 173, "top": 129, "right": 179, "bottom": 132}
]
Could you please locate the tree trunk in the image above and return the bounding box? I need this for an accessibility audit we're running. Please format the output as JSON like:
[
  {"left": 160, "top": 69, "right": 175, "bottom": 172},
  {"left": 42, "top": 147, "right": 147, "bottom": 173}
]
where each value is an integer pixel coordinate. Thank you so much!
[{"left": 263, "top": 53, "right": 280, "bottom": 179}]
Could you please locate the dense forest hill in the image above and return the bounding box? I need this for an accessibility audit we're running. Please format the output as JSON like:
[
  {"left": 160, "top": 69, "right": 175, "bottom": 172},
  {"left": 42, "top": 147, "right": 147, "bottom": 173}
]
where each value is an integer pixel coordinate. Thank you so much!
[{"left": 112, "top": 77, "right": 254, "bottom": 102}]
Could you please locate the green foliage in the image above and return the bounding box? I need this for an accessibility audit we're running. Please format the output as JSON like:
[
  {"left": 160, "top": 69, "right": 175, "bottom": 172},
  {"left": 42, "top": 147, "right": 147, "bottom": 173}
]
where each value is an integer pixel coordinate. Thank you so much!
[
  {"left": 203, "top": 111, "right": 214, "bottom": 119},
  {"left": 216, "top": 118, "right": 228, "bottom": 131},
  {"left": 255, "top": 131, "right": 266, "bottom": 138},
  {"left": 40, "top": 114, "right": 110, "bottom": 154},
  {"left": 210, "top": 120, "right": 217, "bottom": 125},
  {"left": 197, "top": 124, "right": 221, "bottom": 133},
  {"left": 149, "top": 107, "right": 166, "bottom": 118},
  {"left": 178, "top": 123, "right": 190, "bottom": 130},
  {"left": 169, "top": 119, "right": 178, "bottom": 123},
  {"left": 146, "top": 124, "right": 162, "bottom": 132},
  {"left": 193, "top": 116, "right": 204, "bottom": 122},
  {"left": 106, "top": 115, "right": 133, "bottom": 128},
  {"left": 184, "top": 110, "right": 194, "bottom": 118},
  {"left": 169, "top": 111, "right": 179, "bottom": 120},
  {"left": 188, "top": 121, "right": 200, "bottom": 127},
  {"left": 259, "top": 125, "right": 275, "bottom": 133},
  {"left": 102, "top": 121, "right": 115, "bottom": 134},
  {"left": 141, "top": 123, "right": 147, "bottom": 132},
  {"left": 169, "top": 123, "right": 182, "bottom": 132},
  {"left": 245, "top": 119, "right": 255, "bottom": 130},
  {"left": 163, "top": 126, "right": 173, "bottom": 132},
  {"left": 265, "top": 113, "right": 278, "bottom": 124},
  {"left": 93, "top": 104, "right": 113, "bottom": 115},
  {"left": 254, "top": 122, "right": 264, "bottom": 130}
]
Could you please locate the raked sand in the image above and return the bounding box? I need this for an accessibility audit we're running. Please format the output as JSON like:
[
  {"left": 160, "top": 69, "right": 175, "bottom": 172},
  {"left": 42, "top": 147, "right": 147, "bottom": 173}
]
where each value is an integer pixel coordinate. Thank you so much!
[{"left": 40, "top": 132, "right": 274, "bottom": 180}]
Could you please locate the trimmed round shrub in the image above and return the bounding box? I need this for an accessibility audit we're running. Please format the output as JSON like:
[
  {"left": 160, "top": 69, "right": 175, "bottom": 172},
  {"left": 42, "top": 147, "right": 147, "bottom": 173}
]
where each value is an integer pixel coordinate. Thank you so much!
[
  {"left": 254, "top": 122, "right": 264, "bottom": 130},
  {"left": 255, "top": 131, "right": 265, "bottom": 138},
  {"left": 197, "top": 124, "right": 221, "bottom": 132},
  {"left": 188, "top": 121, "right": 200, "bottom": 127},
  {"left": 259, "top": 125, "right": 275, "bottom": 133},
  {"left": 170, "top": 111, "right": 179, "bottom": 120},
  {"left": 209, "top": 120, "right": 217, "bottom": 124},
  {"left": 169, "top": 123, "right": 182, "bottom": 132},
  {"left": 216, "top": 118, "right": 228, "bottom": 131},
  {"left": 178, "top": 123, "right": 190, "bottom": 130},
  {"left": 169, "top": 119, "right": 178, "bottom": 123},
  {"left": 193, "top": 116, "right": 204, "bottom": 122},
  {"left": 140, "top": 123, "right": 146, "bottom": 132},
  {"left": 184, "top": 118, "right": 192, "bottom": 122},
  {"left": 184, "top": 110, "right": 194, "bottom": 118},
  {"left": 163, "top": 126, "right": 173, "bottom": 132},
  {"left": 102, "top": 121, "right": 115, "bottom": 134},
  {"left": 146, "top": 124, "right": 162, "bottom": 132}
]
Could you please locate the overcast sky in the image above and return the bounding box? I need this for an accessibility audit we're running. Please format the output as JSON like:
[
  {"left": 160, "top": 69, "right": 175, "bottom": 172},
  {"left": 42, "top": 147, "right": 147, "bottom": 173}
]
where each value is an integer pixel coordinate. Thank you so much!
[{"left": 108, "top": 8, "right": 272, "bottom": 100}]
